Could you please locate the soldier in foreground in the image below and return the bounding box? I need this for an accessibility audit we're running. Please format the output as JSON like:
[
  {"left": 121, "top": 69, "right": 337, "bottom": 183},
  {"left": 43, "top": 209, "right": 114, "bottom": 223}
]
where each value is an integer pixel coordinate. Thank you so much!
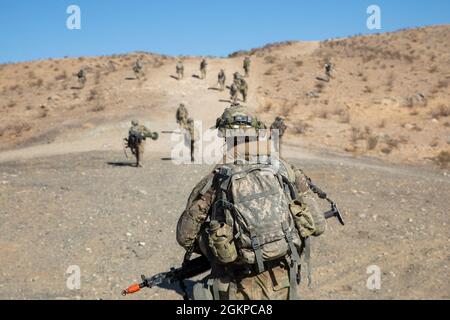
[
  {"left": 176, "top": 60, "right": 184, "bottom": 80},
  {"left": 176, "top": 105, "right": 327, "bottom": 300},
  {"left": 217, "top": 69, "right": 226, "bottom": 91},
  {"left": 133, "top": 59, "right": 144, "bottom": 79},
  {"left": 243, "top": 56, "right": 251, "bottom": 77},
  {"left": 200, "top": 59, "right": 208, "bottom": 79},
  {"left": 124, "top": 120, "right": 158, "bottom": 167},
  {"left": 77, "top": 69, "right": 86, "bottom": 88},
  {"left": 176, "top": 103, "right": 189, "bottom": 127}
]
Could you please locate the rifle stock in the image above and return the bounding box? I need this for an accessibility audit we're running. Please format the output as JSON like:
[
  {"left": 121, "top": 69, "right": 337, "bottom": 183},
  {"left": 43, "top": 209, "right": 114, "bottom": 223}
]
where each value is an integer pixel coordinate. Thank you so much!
[{"left": 122, "top": 255, "right": 211, "bottom": 296}]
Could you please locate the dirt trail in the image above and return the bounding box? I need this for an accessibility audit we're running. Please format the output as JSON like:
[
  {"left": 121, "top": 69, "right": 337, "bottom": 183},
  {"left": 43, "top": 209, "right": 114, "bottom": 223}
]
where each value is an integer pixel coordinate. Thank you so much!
[{"left": 0, "top": 46, "right": 449, "bottom": 300}]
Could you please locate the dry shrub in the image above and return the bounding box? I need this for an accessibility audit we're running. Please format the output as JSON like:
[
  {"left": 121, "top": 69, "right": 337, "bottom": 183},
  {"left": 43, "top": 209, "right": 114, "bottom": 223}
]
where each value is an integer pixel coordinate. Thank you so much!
[
  {"left": 264, "top": 67, "right": 274, "bottom": 76},
  {"left": 428, "top": 65, "right": 438, "bottom": 73},
  {"left": 315, "top": 82, "right": 325, "bottom": 93},
  {"left": 431, "top": 105, "right": 450, "bottom": 119},
  {"left": 87, "top": 89, "right": 97, "bottom": 101},
  {"left": 30, "top": 79, "right": 44, "bottom": 88},
  {"left": 153, "top": 59, "right": 164, "bottom": 68},
  {"left": 280, "top": 101, "right": 295, "bottom": 117},
  {"left": 38, "top": 106, "right": 48, "bottom": 118},
  {"left": 7, "top": 101, "right": 16, "bottom": 108},
  {"left": 432, "top": 151, "right": 450, "bottom": 169},
  {"left": 385, "top": 73, "right": 395, "bottom": 92},
  {"left": 91, "top": 104, "right": 105, "bottom": 112},
  {"left": 55, "top": 71, "right": 68, "bottom": 81},
  {"left": 292, "top": 120, "right": 310, "bottom": 134},
  {"left": 260, "top": 99, "right": 273, "bottom": 112},
  {"left": 0, "top": 123, "right": 32, "bottom": 137},
  {"left": 363, "top": 86, "right": 373, "bottom": 94},
  {"left": 28, "top": 71, "right": 36, "bottom": 79},
  {"left": 366, "top": 135, "right": 379, "bottom": 150},
  {"left": 94, "top": 71, "right": 101, "bottom": 85},
  {"left": 315, "top": 108, "right": 329, "bottom": 119},
  {"left": 264, "top": 55, "right": 277, "bottom": 64},
  {"left": 294, "top": 60, "right": 303, "bottom": 67},
  {"left": 437, "top": 79, "right": 449, "bottom": 89}
]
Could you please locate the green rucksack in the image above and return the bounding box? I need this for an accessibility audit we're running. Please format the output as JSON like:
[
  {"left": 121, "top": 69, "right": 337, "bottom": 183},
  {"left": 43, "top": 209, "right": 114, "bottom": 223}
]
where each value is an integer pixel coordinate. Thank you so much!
[{"left": 207, "top": 162, "right": 313, "bottom": 299}]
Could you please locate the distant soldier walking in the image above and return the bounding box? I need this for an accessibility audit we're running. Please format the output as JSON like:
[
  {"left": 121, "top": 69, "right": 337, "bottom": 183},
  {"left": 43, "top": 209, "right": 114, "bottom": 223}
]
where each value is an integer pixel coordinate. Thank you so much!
[
  {"left": 200, "top": 59, "right": 208, "bottom": 79},
  {"left": 270, "top": 116, "right": 287, "bottom": 154},
  {"left": 243, "top": 56, "right": 251, "bottom": 77},
  {"left": 183, "top": 118, "right": 199, "bottom": 163},
  {"left": 229, "top": 82, "right": 239, "bottom": 104},
  {"left": 239, "top": 78, "right": 248, "bottom": 102},
  {"left": 233, "top": 72, "right": 241, "bottom": 85},
  {"left": 77, "top": 69, "right": 86, "bottom": 88},
  {"left": 324, "top": 62, "right": 334, "bottom": 80},
  {"left": 125, "top": 120, "right": 158, "bottom": 167},
  {"left": 133, "top": 59, "right": 144, "bottom": 80},
  {"left": 217, "top": 69, "right": 226, "bottom": 91},
  {"left": 176, "top": 103, "right": 189, "bottom": 127},
  {"left": 176, "top": 60, "right": 184, "bottom": 80}
]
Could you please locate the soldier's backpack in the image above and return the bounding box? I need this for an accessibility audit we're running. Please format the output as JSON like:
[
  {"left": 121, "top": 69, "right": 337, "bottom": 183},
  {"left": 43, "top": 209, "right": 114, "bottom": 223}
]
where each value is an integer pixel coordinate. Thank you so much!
[
  {"left": 128, "top": 129, "right": 144, "bottom": 147},
  {"left": 207, "top": 162, "right": 307, "bottom": 299}
]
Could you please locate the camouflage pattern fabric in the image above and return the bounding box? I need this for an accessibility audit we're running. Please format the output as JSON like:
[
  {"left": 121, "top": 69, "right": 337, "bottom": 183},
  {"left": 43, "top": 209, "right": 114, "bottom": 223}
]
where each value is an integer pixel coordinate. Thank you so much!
[
  {"left": 193, "top": 265, "right": 292, "bottom": 300},
  {"left": 128, "top": 124, "right": 153, "bottom": 167},
  {"left": 239, "top": 78, "right": 248, "bottom": 102},
  {"left": 270, "top": 117, "right": 287, "bottom": 138},
  {"left": 182, "top": 119, "right": 199, "bottom": 162},
  {"left": 176, "top": 61, "right": 184, "bottom": 79},
  {"left": 200, "top": 59, "right": 207, "bottom": 79},
  {"left": 77, "top": 69, "right": 86, "bottom": 87},
  {"left": 243, "top": 57, "right": 251, "bottom": 77},
  {"left": 230, "top": 83, "right": 239, "bottom": 104},
  {"left": 218, "top": 70, "right": 226, "bottom": 91},
  {"left": 176, "top": 104, "right": 189, "bottom": 125}
]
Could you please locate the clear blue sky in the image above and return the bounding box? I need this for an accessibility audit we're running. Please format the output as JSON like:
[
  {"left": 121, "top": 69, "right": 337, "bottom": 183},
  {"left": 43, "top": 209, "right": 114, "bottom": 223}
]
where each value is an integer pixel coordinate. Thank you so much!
[{"left": 0, "top": 0, "right": 448, "bottom": 63}]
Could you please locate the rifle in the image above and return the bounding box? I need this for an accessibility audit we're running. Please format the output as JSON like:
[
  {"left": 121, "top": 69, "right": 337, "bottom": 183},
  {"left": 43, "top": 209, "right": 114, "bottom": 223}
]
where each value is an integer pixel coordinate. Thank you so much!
[
  {"left": 123, "top": 138, "right": 130, "bottom": 158},
  {"left": 305, "top": 175, "right": 345, "bottom": 226},
  {"left": 122, "top": 255, "right": 211, "bottom": 299}
]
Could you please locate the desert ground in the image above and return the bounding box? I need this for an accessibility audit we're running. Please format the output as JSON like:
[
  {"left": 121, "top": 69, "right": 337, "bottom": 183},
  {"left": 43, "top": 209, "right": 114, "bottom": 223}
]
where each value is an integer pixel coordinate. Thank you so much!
[{"left": 0, "top": 25, "right": 449, "bottom": 299}]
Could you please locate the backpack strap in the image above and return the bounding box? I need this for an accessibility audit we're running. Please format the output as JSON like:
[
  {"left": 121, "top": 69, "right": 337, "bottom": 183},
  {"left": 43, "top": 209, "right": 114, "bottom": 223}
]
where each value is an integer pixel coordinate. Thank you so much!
[
  {"left": 282, "top": 222, "right": 301, "bottom": 300},
  {"left": 250, "top": 229, "right": 265, "bottom": 274},
  {"left": 303, "top": 237, "right": 312, "bottom": 288}
]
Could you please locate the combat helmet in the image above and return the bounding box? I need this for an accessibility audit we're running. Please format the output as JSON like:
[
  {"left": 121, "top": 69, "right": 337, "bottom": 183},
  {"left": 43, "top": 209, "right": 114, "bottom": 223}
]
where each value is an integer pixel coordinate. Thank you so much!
[
  {"left": 215, "top": 104, "right": 265, "bottom": 136},
  {"left": 131, "top": 119, "right": 139, "bottom": 126}
]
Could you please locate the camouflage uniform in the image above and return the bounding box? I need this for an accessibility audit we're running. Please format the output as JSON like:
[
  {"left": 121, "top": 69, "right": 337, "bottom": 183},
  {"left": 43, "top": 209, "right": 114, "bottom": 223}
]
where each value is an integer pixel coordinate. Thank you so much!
[
  {"left": 176, "top": 106, "right": 326, "bottom": 300},
  {"left": 183, "top": 118, "right": 199, "bottom": 163},
  {"left": 176, "top": 61, "right": 184, "bottom": 80},
  {"left": 324, "top": 63, "right": 333, "bottom": 79},
  {"left": 229, "top": 83, "right": 239, "bottom": 104},
  {"left": 270, "top": 116, "right": 287, "bottom": 155},
  {"left": 77, "top": 69, "right": 86, "bottom": 88},
  {"left": 128, "top": 120, "right": 156, "bottom": 167},
  {"left": 176, "top": 103, "right": 189, "bottom": 127},
  {"left": 233, "top": 72, "right": 241, "bottom": 85},
  {"left": 243, "top": 57, "right": 251, "bottom": 77},
  {"left": 218, "top": 69, "right": 226, "bottom": 91},
  {"left": 238, "top": 78, "right": 248, "bottom": 102},
  {"left": 200, "top": 59, "right": 207, "bottom": 79},
  {"left": 133, "top": 59, "right": 143, "bottom": 79}
]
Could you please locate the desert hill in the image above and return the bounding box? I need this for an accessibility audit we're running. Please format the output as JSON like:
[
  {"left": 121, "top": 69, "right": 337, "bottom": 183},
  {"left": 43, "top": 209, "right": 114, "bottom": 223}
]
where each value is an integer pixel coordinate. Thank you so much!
[{"left": 0, "top": 25, "right": 449, "bottom": 166}]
